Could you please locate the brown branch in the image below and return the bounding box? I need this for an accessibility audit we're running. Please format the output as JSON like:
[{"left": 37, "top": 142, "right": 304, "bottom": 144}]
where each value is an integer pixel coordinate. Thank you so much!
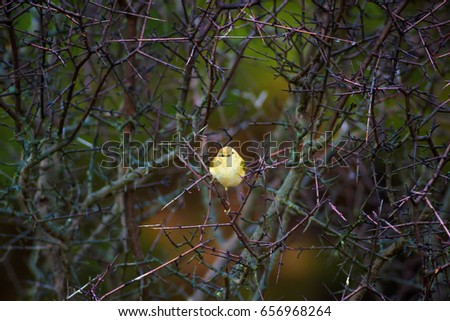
[
  {"left": 4, "top": 4, "right": 23, "bottom": 126},
  {"left": 57, "top": 53, "right": 92, "bottom": 139},
  {"left": 116, "top": 0, "right": 143, "bottom": 273}
]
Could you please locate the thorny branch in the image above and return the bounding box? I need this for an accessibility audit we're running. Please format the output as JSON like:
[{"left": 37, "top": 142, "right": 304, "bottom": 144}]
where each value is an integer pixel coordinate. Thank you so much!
[{"left": 1, "top": 0, "right": 449, "bottom": 301}]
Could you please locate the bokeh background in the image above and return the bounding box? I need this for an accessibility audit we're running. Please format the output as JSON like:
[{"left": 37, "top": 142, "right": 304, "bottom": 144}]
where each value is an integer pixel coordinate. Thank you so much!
[{"left": 1, "top": 0, "right": 449, "bottom": 300}]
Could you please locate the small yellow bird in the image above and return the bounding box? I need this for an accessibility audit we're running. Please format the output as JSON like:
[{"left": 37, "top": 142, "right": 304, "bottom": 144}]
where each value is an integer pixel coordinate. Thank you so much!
[{"left": 209, "top": 146, "right": 246, "bottom": 191}]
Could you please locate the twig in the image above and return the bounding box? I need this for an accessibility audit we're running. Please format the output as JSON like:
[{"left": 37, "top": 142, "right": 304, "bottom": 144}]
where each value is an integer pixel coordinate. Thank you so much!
[{"left": 99, "top": 240, "right": 209, "bottom": 300}]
